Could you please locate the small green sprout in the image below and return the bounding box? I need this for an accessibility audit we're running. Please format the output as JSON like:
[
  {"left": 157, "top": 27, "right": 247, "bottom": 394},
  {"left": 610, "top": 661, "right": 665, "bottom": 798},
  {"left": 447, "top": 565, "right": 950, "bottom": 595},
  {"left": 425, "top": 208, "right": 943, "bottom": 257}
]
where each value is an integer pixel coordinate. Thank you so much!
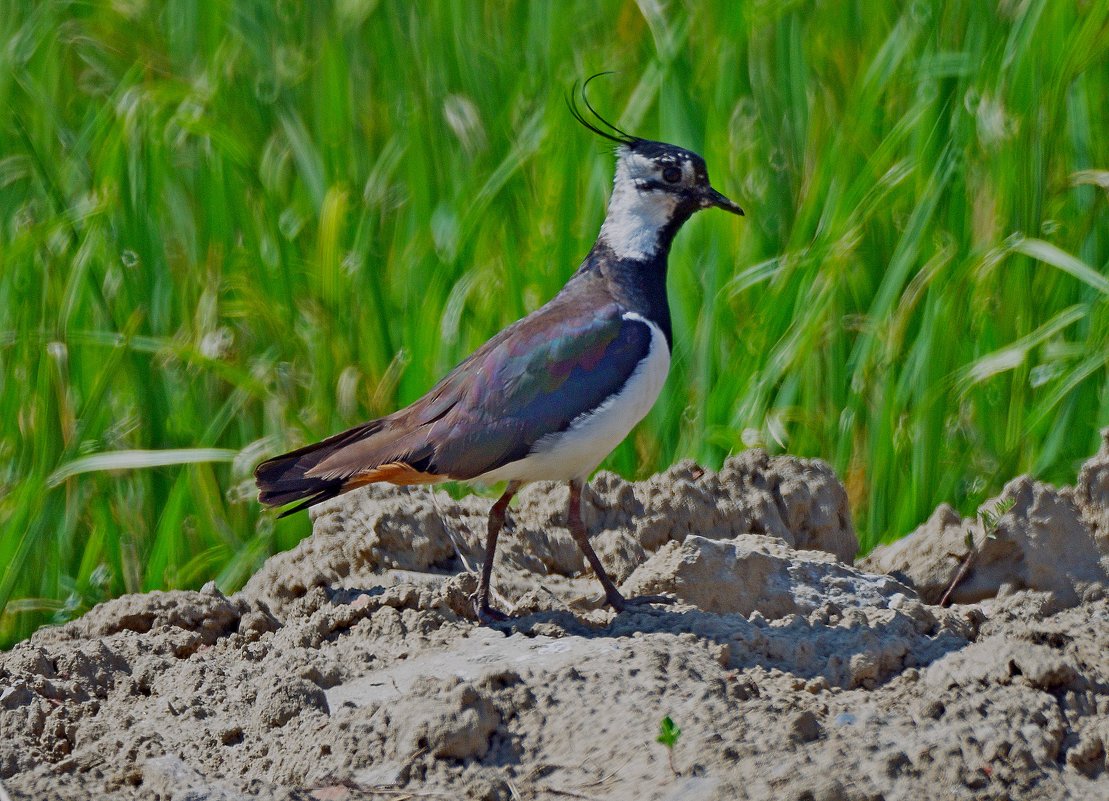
[
  {"left": 943, "top": 495, "right": 1018, "bottom": 607},
  {"left": 981, "top": 497, "right": 1015, "bottom": 539},
  {"left": 657, "top": 715, "right": 682, "bottom": 775}
]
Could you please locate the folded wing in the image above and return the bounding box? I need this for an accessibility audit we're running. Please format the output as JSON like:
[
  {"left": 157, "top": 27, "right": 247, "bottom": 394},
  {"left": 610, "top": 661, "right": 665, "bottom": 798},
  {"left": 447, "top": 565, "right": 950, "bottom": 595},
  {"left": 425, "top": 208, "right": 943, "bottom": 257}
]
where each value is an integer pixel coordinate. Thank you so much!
[{"left": 255, "top": 295, "right": 651, "bottom": 514}]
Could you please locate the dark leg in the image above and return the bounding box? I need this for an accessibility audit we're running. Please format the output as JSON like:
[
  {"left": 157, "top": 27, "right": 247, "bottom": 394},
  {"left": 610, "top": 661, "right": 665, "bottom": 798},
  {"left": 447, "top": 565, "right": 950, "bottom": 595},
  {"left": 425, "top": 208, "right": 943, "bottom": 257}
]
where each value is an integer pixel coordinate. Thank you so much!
[
  {"left": 472, "top": 480, "right": 521, "bottom": 624},
  {"left": 566, "top": 479, "right": 674, "bottom": 612}
]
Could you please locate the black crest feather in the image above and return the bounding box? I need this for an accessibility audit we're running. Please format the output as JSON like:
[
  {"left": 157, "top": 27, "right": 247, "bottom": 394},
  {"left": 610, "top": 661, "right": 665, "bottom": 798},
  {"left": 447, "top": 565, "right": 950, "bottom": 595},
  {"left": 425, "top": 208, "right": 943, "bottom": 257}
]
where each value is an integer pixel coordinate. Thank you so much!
[{"left": 566, "top": 72, "right": 640, "bottom": 146}]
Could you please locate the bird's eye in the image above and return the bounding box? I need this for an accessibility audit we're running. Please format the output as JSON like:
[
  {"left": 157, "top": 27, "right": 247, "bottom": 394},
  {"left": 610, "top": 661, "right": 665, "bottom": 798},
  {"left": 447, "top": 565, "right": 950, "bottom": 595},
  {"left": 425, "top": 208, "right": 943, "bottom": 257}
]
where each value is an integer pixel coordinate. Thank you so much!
[{"left": 662, "top": 166, "right": 682, "bottom": 184}]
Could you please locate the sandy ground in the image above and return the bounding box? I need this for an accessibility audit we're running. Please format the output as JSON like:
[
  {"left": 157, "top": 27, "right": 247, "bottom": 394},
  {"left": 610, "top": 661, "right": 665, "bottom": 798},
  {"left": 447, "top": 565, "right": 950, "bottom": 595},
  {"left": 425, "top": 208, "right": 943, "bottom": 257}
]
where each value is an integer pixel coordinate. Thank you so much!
[{"left": 2, "top": 442, "right": 1108, "bottom": 800}]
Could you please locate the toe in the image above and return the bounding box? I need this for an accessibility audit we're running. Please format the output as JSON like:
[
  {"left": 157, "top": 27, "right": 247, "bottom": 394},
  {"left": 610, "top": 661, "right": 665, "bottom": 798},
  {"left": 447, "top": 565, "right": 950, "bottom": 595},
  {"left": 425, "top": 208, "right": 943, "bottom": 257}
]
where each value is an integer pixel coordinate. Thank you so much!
[
  {"left": 604, "top": 590, "right": 677, "bottom": 612},
  {"left": 476, "top": 606, "right": 511, "bottom": 625}
]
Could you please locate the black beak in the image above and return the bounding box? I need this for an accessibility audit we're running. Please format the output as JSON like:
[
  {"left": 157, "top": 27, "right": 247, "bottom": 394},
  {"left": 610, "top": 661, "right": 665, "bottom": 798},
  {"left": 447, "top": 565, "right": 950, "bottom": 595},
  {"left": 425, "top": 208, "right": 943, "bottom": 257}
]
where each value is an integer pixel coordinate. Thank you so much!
[{"left": 702, "top": 186, "right": 744, "bottom": 216}]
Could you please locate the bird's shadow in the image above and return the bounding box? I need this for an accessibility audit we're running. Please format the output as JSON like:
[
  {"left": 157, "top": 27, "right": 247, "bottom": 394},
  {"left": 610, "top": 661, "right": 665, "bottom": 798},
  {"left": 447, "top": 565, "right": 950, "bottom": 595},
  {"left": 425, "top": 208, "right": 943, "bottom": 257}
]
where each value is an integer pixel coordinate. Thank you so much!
[
  {"left": 484, "top": 602, "right": 970, "bottom": 691},
  {"left": 322, "top": 581, "right": 971, "bottom": 692}
]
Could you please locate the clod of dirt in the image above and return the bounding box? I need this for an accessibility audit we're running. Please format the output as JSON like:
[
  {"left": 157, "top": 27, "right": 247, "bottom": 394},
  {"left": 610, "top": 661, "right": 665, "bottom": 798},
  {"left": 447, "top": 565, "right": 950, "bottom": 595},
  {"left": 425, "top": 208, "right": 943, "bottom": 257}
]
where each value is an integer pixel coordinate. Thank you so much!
[
  {"left": 36, "top": 582, "right": 248, "bottom": 643},
  {"left": 622, "top": 533, "right": 912, "bottom": 617},
  {"left": 861, "top": 438, "right": 1109, "bottom": 608},
  {"left": 400, "top": 681, "right": 500, "bottom": 760},
  {"left": 1076, "top": 429, "right": 1109, "bottom": 548},
  {"left": 257, "top": 677, "right": 329, "bottom": 728},
  {"left": 142, "top": 753, "right": 249, "bottom": 800},
  {"left": 2, "top": 447, "right": 1107, "bottom": 800}
]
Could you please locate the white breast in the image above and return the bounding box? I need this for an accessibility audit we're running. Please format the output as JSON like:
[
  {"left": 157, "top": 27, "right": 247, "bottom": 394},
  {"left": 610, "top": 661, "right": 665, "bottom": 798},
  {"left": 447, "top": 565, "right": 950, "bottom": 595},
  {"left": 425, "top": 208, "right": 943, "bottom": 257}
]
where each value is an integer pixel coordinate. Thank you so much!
[{"left": 472, "top": 313, "right": 670, "bottom": 484}]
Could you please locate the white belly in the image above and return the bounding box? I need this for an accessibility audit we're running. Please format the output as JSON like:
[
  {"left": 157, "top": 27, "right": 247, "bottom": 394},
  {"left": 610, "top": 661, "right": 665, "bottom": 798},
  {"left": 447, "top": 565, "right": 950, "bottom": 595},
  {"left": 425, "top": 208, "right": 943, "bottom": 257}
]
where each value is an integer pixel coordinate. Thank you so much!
[{"left": 473, "top": 313, "right": 670, "bottom": 485}]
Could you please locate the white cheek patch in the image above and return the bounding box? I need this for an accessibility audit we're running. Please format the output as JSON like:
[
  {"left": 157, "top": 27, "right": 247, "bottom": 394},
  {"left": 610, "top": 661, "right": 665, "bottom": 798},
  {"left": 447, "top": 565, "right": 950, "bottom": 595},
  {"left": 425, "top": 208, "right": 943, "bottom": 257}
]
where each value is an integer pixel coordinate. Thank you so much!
[{"left": 599, "top": 150, "right": 681, "bottom": 260}]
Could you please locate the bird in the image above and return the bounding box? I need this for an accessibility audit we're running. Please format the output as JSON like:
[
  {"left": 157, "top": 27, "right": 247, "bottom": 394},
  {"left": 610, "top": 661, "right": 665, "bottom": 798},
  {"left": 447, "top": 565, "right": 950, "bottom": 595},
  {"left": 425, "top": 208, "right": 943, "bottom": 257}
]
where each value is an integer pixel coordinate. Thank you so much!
[{"left": 255, "top": 75, "right": 743, "bottom": 623}]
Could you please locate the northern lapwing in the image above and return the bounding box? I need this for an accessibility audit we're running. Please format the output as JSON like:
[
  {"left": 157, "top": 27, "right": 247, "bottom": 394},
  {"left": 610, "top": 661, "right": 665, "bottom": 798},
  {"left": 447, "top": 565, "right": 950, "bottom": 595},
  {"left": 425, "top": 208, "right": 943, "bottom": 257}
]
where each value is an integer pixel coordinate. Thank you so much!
[{"left": 255, "top": 76, "right": 743, "bottom": 623}]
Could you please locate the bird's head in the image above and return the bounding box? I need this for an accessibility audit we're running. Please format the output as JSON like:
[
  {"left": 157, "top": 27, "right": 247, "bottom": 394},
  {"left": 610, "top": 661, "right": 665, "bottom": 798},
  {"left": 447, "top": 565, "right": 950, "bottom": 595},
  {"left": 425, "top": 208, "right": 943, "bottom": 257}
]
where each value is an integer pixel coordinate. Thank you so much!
[
  {"left": 611, "top": 138, "right": 744, "bottom": 218},
  {"left": 568, "top": 75, "right": 742, "bottom": 261}
]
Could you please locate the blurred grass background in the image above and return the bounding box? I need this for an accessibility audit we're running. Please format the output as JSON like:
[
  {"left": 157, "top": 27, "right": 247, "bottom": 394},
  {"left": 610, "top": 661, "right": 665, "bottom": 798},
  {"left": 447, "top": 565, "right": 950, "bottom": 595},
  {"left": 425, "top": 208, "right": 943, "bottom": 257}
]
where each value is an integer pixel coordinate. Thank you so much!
[{"left": 2, "top": 0, "right": 1108, "bottom": 647}]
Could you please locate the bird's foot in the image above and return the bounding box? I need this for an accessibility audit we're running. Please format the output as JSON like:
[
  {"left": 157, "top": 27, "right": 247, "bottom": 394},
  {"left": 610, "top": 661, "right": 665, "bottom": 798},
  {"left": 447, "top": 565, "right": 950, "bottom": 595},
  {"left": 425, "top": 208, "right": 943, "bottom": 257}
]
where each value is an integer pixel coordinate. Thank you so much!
[
  {"left": 477, "top": 606, "right": 511, "bottom": 625},
  {"left": 606, "top": 591, "right": 676, "bottom": 613},
  {"left": 470, "top": 594, "right": 511, "bottom": 625}
]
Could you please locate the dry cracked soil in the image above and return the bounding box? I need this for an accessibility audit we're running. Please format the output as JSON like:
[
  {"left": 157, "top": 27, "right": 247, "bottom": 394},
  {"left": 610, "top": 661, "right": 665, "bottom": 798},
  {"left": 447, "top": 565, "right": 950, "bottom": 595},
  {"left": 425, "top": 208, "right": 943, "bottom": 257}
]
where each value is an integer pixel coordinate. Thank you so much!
[{"left": 3, "top": 439, "right": 1109, "bottom": 801}]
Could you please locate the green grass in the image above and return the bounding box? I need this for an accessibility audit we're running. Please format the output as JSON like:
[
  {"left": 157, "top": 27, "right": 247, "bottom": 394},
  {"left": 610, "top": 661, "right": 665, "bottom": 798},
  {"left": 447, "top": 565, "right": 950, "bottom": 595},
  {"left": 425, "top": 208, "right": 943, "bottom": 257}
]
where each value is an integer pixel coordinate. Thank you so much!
[{"left": 2, "top": 0, "right": 1108, "bottom": 648}]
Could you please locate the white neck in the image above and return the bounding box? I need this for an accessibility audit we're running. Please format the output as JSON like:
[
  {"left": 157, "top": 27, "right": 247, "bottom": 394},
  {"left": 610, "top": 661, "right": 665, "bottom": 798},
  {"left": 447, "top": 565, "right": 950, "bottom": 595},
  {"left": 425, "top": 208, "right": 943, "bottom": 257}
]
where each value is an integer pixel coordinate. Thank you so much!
[{"left": 598, "top": 157, "right": 678, "bottom": 261}]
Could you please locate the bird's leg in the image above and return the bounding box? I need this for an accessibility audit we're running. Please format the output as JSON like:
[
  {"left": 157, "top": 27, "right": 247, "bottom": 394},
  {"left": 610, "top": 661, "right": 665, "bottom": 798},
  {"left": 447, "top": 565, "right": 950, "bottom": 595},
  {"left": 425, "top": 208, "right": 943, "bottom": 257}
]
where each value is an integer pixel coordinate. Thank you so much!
[
  {"left": 566, "top": 479, "right": 674, "bottom": 612},
  {"left": 472, "top": 480, "right": 521, "bottom": 624}
]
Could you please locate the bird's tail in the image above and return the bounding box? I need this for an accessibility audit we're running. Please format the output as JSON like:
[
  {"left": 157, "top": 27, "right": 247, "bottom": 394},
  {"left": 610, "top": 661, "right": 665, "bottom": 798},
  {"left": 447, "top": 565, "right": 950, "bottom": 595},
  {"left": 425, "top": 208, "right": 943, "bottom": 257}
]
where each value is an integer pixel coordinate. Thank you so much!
[{"left": 254, "top": 422, "right": 380, "bottom": 517}]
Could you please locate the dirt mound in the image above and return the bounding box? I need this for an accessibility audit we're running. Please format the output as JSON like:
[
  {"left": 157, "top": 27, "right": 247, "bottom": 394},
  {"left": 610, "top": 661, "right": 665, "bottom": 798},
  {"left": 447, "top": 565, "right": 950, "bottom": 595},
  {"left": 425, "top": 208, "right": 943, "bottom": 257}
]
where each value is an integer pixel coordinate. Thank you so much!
[
  {"left": 862, "top": 430, "right": 1109, "bottom": 608},
  {"left": 2, "top": 447, "right": 1108, "bottom": 800}
]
